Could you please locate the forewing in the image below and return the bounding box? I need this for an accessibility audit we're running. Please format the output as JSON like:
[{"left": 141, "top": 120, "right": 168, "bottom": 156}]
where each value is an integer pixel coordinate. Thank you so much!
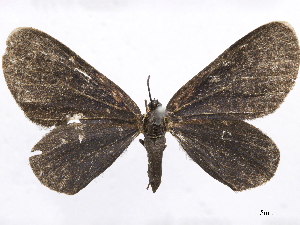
[
  {"left": 29, "top": 120, "right": 140, "bottom": 194},
  {"left": 3, "top": 27, "right": 141, "bottom": 127},
  {"left": 167, "top": 22, "right": 299, "bottom": 120},
  {"left": 170, "top": 119, "right": 279, "bottom": 191}
]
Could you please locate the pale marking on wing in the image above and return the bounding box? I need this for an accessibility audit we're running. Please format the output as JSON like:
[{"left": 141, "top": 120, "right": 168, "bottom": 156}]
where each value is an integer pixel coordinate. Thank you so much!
[
  {"left": 74, "top": 68, "right": 92, "bottom": 80},
  {"left": 69, "top": 56, "right": 75, "bottom": 63},
  {"left": 221, "top": 130, "right": 232, "bottom": 140},
  {"left": 67, "top": 113, "right": 83, "bottom": 124},
  {"left": 61, "top": 138, "right": 68, "bottom": 144},
  {"left": 78, "top": 134, "right": 84, "bottom": 143},
  {"left": 30, "top": 150, "right": 42, "bottom": 156}
]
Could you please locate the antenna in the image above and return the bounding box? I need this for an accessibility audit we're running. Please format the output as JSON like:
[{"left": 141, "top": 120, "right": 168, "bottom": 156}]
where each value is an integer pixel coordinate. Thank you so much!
[{"left": 147, "top": 75, "right": 152, "bottom": 101}]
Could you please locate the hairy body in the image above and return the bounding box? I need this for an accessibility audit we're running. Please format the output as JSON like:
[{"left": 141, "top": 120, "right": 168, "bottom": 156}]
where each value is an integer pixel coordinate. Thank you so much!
[{"left": 139, "top": 99, "right": 167, "bottom": 192}]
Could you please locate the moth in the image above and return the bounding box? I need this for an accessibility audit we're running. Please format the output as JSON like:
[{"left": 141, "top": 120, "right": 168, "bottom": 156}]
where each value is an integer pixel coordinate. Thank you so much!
[{"left": 3, "top": 22, "right": 299, "bottom": 195}]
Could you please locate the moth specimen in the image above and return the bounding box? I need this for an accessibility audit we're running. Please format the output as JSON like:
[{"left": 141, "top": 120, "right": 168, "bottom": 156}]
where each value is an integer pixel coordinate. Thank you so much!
[{"left": 3, "top": 22, "right": 299, "bottom": 195}]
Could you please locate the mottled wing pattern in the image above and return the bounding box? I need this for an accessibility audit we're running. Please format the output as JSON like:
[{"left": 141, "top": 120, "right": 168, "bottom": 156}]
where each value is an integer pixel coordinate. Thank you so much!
[
  {"left": 3, "top": 27, "right": 143, "bottom": 194},
  {"left": 170, "top": 120, "right": 279, "bottom": 191},
  {"left": 30, "top": 119, "right": 140, "bottom": 194},
  {"left": 3, "top": 27, "right": 141, "bottom": 127},
  {"left": 167, "top": 22, "right": 299, "bottom": 121},
  {"left": 167, "top": 21, "right": 299, "bottom": 191}
]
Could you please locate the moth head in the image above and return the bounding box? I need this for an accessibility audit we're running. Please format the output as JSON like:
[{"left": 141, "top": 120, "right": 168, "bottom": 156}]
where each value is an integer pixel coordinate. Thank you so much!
[{"left": 148, "top": 99, "right": 162, "bottom": 111}]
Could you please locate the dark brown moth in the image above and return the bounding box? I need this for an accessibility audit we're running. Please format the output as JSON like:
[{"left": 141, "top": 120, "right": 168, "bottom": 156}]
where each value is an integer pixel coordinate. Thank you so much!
[{"left": 2, "top": 22, "right": 299, "bottom": 195}]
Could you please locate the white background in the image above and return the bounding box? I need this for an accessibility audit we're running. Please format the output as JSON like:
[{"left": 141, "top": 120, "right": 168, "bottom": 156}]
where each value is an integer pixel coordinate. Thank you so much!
[{"left": 0, "top": 1, "right": 300, "bottom": 224}]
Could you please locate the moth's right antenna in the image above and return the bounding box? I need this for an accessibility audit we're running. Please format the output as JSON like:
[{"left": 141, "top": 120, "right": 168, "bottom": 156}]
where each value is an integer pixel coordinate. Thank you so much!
[{"left": 147, "top": 75, "right": 152, "bottom": 102}]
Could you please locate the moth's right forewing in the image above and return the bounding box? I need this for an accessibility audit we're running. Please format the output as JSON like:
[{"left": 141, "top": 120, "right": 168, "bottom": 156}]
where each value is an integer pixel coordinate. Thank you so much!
[
  {"left": 167, "top": 22, "right": 300, "bottom": 120},
  {"left": 3, "top": 28, "right": 141, "bottom": 127},
  {"left": 30, "top": 120, "right": 140, "bottom": 195}
]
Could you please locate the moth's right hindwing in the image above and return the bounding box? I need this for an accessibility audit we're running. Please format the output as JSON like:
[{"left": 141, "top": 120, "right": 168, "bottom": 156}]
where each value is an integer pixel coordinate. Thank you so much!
[
  {"left": 2, "top": 27, "right": 141, "bottom": 127},
  {"left": 170, "top": 120, "right": 279, "bottom": 191}
]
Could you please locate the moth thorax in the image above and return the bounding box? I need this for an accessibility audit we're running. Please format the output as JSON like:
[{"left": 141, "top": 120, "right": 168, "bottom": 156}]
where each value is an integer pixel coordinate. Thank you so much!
[{"left": 143, "top": 104, "right": 166, "bottom": 138}]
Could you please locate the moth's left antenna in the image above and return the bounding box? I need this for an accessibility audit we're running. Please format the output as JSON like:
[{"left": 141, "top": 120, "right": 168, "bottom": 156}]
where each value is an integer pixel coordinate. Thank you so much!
[{"left": 147, "top": 75, "right": 152, "bottom": 102}]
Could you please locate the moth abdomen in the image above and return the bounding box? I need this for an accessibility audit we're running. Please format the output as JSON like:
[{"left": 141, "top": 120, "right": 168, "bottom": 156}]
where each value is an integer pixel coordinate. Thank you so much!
[{"left": 144, "top": 136, "right": 166, "bottom": 193}]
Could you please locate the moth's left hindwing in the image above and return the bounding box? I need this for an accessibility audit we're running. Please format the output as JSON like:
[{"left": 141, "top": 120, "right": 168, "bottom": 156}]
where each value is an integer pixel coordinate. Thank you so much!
[
  {"left": 3, "top": 28, "right": 141, "bottom": 194},
  {"left": 30, "top": 120, "right": 139, "bottom": 195}
]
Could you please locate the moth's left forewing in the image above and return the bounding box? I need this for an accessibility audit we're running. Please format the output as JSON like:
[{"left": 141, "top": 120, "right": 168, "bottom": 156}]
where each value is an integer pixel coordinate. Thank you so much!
[
  {"left": 3, "top": 27, "right": 141, "bottom": 127},
  {"left": 169, "top": 119, "right": 279, "bottom": 191}
]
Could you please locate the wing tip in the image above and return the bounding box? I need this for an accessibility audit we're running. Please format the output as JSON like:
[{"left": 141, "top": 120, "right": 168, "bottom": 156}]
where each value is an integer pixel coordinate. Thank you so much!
[
  {"left": 29, "top": 155, "right": 83, "bottom": 195},
  {"left": 3, "top": 27, "right": 36, "bottom": 61},
  {"left": 269, "top": 21, "right": 299, "bottom": 46},
  {"left": 272, "top": 21, "right": 295, "bottom": 31},
  {"left": 6, "top": 27, "right": 34, "bottom": 42}
]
